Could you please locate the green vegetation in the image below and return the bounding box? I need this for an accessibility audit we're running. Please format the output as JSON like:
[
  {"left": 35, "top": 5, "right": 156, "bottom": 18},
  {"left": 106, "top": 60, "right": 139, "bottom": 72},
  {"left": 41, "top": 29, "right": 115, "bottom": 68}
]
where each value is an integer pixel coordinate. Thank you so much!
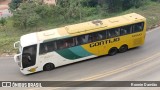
[{"left": 0, "top": 0, "right": 160, "bottom": 55}]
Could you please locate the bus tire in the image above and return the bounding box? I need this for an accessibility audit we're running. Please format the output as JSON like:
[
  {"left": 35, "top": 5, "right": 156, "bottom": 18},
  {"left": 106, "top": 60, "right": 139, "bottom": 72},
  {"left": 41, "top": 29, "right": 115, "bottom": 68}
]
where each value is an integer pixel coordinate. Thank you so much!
[
  {"left": 108, "top": 47, "right": 118, "bottom": 56},
  {"left": 119, "top": 45, "right": 128, "bottom": 53},
  {"left": 43, "top": 63, "right": 55, "bottom": 71}
]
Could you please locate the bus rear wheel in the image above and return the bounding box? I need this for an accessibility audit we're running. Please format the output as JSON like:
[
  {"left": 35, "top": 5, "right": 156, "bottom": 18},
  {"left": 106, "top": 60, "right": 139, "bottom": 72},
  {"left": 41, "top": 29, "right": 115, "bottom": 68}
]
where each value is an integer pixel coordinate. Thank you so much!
[
  {"left": 43, "top": 63, "right": 55, "bottom": 71},
  {"left": 108, "top": 47, "right": 118, "bottom": 56},
  {"left": 119, "top": 45, "right": 128, "bottom": 53}
]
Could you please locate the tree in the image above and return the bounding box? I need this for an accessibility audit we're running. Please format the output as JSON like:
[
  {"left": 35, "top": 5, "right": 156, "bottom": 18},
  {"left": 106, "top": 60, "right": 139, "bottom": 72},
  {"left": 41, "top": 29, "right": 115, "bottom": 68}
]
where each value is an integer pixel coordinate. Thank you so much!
[
  {"left": 122, "top": 0, "right": 148, "bottom": 10},
  {"left": 56, "top": 0, "right": 78, "bottom": 21},
  {"left": 12, "top": 2, "right": 40, "bottom": 29},
  {"left": 9, "top": 0, "right": 22, "bottom": 11}
]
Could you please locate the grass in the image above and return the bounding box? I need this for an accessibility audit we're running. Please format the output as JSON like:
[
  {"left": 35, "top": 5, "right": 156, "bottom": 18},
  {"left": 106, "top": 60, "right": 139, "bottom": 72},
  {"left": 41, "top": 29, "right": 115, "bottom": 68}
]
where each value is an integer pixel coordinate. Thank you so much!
[{"left": 0, "top": 1, "right": 160, "bottom": 55}]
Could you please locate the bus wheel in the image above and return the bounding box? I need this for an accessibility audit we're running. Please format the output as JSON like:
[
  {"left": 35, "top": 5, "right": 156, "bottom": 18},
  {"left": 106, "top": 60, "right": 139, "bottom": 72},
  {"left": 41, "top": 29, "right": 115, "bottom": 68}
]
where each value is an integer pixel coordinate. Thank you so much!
[
  {"left": 108, "top": 47, "right": 118, "bottom": 56},
  {"left": 119, "top": 45, "right": 128, "bottom": 53},
  {"left": 43, "top": 63, "right": 55, "bottom": 71}
]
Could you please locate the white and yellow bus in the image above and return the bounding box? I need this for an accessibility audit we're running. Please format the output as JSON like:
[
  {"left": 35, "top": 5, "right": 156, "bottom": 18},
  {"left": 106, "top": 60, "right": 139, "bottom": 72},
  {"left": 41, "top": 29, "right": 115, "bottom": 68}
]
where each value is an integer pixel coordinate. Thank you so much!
[{"left": 14, "top": 13, "right": 146, "bottom": 74}]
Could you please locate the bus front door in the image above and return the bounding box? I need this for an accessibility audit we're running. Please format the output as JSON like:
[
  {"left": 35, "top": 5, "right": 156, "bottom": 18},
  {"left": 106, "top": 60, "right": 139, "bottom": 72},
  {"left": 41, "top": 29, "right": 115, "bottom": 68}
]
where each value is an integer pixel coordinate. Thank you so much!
[{"left": 22, "top": 45, "right": 37, "bottom": 69}]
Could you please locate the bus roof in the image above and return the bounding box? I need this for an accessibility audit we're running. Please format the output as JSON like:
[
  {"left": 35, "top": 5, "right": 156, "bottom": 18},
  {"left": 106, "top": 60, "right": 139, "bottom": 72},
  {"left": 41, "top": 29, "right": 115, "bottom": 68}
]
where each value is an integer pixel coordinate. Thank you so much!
[
  {"left": 21, "top": 13, "right": 146, "bottom": 47},
  {"left": 37, "top": 13, "right": 146, "bottom": 42},
  {"left": 64, "top": 13, "right": 145, "bottom": 34}
]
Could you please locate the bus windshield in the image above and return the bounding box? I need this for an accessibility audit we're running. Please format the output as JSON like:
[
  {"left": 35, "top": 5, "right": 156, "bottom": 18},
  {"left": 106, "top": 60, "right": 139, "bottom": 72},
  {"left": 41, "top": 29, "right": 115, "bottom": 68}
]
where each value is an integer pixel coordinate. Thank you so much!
[{"left": 22, "top": 45, "right": 37, "bottom": 68}]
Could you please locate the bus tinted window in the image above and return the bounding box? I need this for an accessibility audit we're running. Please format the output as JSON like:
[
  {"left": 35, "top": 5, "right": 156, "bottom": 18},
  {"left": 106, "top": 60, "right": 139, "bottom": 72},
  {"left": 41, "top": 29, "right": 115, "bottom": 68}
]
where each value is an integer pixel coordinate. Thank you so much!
[
  {"left": 57, "top": 38, "right": 75, "bottom": 50},
  {"left": 76, "top": 34, "right": 92, "bottom": 45},
  {"left": 120, "top": 25, "right": 132, "bottom": 36},
  {"left": 39, "top": 42, "right": 56, "bottom": 54},
  {"left": 108, "top": 28, "right": 120, "bottom": 38},
  {"left": 92, "top": 31, "right": 106, "bottom": 42},
  {"left": 133, "top": 22, "right": 144, "bottom": 33}
]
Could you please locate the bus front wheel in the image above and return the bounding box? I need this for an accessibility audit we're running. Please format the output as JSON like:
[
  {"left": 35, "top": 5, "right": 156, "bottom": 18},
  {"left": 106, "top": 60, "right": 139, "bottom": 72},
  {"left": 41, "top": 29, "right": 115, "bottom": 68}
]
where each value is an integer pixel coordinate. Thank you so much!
[
  {"left": 108, "top": 47, "right": 118, "bottom": 56},
  {"left": 43, "top": 63, "right": 55, "bottom": 71}
]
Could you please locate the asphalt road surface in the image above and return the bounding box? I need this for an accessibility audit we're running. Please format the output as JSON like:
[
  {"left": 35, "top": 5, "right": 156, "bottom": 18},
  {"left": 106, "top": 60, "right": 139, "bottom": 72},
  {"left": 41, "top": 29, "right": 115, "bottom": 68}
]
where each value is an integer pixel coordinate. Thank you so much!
[{"left": 0, "top": 27, "right": 160, "bottom": 90}]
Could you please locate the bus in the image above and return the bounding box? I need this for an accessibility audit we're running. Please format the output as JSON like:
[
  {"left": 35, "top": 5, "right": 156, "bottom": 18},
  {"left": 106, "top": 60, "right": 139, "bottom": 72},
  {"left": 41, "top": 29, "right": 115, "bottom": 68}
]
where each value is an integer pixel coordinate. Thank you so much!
[{"left": 14, "top": 13, "right": 146, "bottom": 74}]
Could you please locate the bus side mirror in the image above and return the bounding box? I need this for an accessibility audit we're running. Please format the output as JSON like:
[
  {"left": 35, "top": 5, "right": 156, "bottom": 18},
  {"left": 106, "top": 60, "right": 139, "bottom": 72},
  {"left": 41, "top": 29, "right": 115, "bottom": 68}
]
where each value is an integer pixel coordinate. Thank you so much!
[{"left": 14, "top": 41, "right": 20, "bottom": 49}]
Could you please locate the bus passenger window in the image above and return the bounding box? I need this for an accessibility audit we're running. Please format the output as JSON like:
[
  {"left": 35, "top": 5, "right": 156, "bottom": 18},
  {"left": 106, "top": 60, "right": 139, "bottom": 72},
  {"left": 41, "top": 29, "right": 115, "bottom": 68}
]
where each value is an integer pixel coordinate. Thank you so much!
[
  {"left": 56, "top": 40, "right": 65, "bottom": 50},
  {"left": 64, "top": 38, "right": 75, "bottom": 48},
  {"left": 88, "top": 34, "right": 93, "bottom": 43},
  {"left": 133, "top": 22, "right": 144, "bottom": 33},
  {"left": 47, "top": 42, "right": 56, "bottom": 52},
  {"left": 115, "top": 29, "right": 120, "bottom": 36},
  {"left": 76, "top": 36, "right": 83, "bottom": 45},
  {"left": 99, "top": 31, "right": 106, "bottom": 40},
  {"left": 97, "top": 33, "right": 103, "bottom": 40},
  {"left": 39, "top": 42, "right": 56, "bottom": 54},
  {"left": 56, "top": 38, "right": 75, "bottom": 50},
  {"left": 120, "top": 25, "right": 132, "bottom": 36},
  {"left": 44, "top": 45, "right": 48, "bottom": 52},
  {"left": 80, "top": 35, "right": 90, "bottom": 44},
  {"left": 92, "top": 31, "right": 106, "bottom": 41},
  {"left": 39, "top": 44, "right": 47, "bottom": 54},
  {"left": 83, "top": 35, "right": 90, "bottom": 43},
  {"left": 89, "top": 33, "right": 98, "bottom": 42},
  {"left": 108, "top": 28, "right": 120, "bottom": 38}
]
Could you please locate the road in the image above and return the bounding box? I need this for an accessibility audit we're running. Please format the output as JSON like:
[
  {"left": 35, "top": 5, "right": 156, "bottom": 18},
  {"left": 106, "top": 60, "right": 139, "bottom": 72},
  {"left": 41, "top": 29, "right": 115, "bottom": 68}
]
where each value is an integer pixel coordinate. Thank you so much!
[{"left": 0, "top": 27, "right": 160, "bottom": 90}]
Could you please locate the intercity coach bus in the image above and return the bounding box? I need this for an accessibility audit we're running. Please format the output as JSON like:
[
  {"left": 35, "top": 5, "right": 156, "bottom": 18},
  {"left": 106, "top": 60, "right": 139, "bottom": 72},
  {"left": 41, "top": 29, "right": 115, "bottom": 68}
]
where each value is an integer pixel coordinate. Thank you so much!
[{"left": 14, "top": 13, "right": 146, "bottom": 74}]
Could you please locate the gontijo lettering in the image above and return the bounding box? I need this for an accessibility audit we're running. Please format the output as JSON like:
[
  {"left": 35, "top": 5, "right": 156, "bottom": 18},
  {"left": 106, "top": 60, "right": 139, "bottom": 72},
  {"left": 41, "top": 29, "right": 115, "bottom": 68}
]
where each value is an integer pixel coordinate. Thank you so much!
[{"left": 90, "top": 37, "right": 120, "bottom": 48}]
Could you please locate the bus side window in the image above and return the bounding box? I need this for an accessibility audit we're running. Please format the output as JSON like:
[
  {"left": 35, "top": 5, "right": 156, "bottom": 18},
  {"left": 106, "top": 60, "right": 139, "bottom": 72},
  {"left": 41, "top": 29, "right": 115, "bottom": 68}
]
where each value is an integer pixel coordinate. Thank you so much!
[
  {"left": 56, "top": 40, "right": 65, "bottom": 50},
  {"left": 47, "top": 42, "right": 56, "bottom": 52},
  {"left": 76, "top": 36, "right": 84, "bottom": 45},
  {"left": 39, "top": 44, "right": 46, "bottom": 54},
  {"left": 64, "top": 38, "right": 75, "bottom": 48},
  {"left": 106, "top": 30, "right": 108, "bottom": 39},
  {"left": 133, "top": 22, "right": 144, "bottom": 33},
  {"left": 99, "top": 31, "right": 106, "bottom": 40},
  {"left": 92, "top": 31, "right": 106, "bottom": 41},
  {"left": 92, "top": 33, "right": 97, "bottom": 42},
  {"left": 108, "top": 28, "right": 120, "bottom": 38},
  {"left": 120, "top": 25, "right": 132, "bottom": 36},
  {"left": 39, "top": 42, "right": 56, "bottom": 55},
  {"left": 78, "top": 34, "right": 90, "bottom": 44},
  {"left": 56, "top": 38, "right": 75, "bottom": 50}
]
